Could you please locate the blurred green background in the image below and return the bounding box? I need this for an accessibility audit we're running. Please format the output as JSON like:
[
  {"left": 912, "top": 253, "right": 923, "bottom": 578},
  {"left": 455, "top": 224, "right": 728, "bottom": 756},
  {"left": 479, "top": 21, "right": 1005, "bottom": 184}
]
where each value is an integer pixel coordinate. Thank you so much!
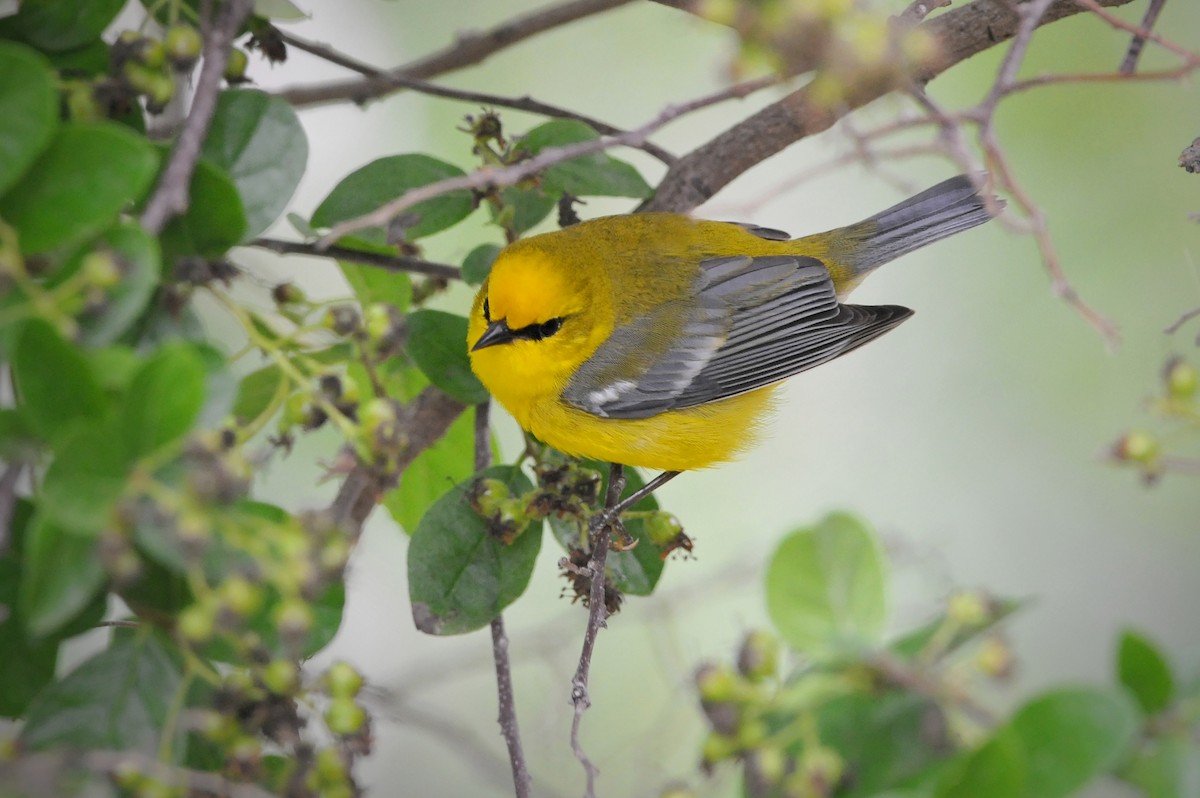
[{"left": 228, "top": 2, "right": 1200, "bottom": 795}]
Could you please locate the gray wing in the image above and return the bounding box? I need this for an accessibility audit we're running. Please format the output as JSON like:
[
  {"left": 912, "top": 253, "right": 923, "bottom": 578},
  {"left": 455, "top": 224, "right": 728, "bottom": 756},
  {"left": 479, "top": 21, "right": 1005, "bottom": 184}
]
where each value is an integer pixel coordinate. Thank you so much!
[{"left": 562, "top": 254, "right": 913, "bottom": 419}]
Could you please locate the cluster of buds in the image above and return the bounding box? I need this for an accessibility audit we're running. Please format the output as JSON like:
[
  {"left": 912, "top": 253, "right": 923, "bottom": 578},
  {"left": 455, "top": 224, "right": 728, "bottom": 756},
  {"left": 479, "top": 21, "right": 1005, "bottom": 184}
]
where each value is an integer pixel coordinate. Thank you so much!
[{"left": 1110, "top": 355, "right": 1199, "bottom": 483}]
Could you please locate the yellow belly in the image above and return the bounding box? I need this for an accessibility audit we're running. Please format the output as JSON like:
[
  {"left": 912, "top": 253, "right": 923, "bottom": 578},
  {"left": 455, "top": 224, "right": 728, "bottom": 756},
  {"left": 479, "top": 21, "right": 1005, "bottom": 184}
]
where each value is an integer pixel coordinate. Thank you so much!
[{"left": 519, "top": 387, "right": 778, "bottom": 471}]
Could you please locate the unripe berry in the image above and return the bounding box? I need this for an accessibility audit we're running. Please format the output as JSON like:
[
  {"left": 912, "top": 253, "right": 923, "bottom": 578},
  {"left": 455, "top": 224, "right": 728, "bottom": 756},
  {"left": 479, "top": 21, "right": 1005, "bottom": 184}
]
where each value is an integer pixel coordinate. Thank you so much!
[
  {"left": 275, "top": 599, "right": 314, "bottom": 644},
  {"left": 1115, "top": 430, "right": 1158, "bottom": 464},
  {"left": 946, "top": 590, "right": 990, "bottom": 627},
  {"left": 224, "top": 48, "right": 249, "bottom": 83},
  {"left": 164, "top": 24, "right": 202, "bottom": 70},
  {"left": 324, "top": 697, "right": 367, "bottom": 735},
  {"left": 178, "top": 602, "right": 215, "bottom": 643},
  {"left": 1165, "top": 357, "right": 1198, "bottom": 400},
  {"left": 261, "top": 659, "right": 299, "bottom": 695},
  {"left": 737, "top": 630, "right": 780, "bottom": 682},
  {"left": 324, "top": 661, "right": 365, "bottom": 698}
]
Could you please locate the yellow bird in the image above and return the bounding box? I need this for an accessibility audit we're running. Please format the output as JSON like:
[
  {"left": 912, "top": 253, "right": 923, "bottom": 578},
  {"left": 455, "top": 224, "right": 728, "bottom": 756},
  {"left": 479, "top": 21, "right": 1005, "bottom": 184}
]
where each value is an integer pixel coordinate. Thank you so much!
[{"left": 468, "top": 175, "right": 999, "bottom": 472}]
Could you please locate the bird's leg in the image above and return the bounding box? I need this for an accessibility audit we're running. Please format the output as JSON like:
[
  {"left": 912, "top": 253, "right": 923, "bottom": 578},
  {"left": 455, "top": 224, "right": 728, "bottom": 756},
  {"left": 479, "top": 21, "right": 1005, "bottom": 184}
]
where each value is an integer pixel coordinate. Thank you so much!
[
  {"left": 594, "top": 469, "right": 682, "bottom": 550},
  {"left": 612, "top": 470, "right": 681, "bottom": 516}
]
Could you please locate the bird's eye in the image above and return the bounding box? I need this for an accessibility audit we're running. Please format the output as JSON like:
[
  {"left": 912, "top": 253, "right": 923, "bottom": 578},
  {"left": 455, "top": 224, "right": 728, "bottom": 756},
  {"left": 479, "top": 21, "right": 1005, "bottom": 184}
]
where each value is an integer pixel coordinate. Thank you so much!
[
  {"left": 534, "top": 317, "right": 564, "bottom": 340},
  {"left": 483, "top": 297, "right": 491, "bottom": 322}
]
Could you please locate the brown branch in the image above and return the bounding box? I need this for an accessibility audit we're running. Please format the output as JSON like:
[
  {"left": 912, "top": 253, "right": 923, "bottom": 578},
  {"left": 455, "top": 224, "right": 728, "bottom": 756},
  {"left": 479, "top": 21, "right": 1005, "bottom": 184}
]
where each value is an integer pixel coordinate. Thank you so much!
[
  {"left": 140, "top": 0, "right": 254, "bottom": 233},
  {"left": 570, "top": 463, "right": 625, "bottom": 798},
  {"left": 275, "top": 0, "right": 638, "bottom": 108},
  {"left": 1119, "top": 0, "right": 1169, "bottom": 73},
  {"left": 275, "top": 30, "right": 676, "bottom": 166},
  {"left": 472, "top": 402, "right": 533, "bottom": 798},
  {"left": 249, "top": 237, "right": 462, "bottom": 281},
  {"left": 643, "top": 0, "right": 1136, "bottom": 214},
  {"left": 317, "top": 74, "right": 778, "bottom": 247},
  {"left": 330, "top": 386, "right": 466, "bottom": 534}
]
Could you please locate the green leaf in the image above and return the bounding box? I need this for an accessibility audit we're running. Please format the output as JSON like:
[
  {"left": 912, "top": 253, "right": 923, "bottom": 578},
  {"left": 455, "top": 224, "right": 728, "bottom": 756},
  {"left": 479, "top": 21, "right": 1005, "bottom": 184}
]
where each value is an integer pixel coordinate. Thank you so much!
[
  {"left": 891, "top": 597, "right": 1022, "bottom": 661},
  {"left": 40, "top": 420, "right": 131, "bottom": 535},
  {"left": 12, "top": 318, "right": 107, "bottom": 444},
  {"left": 233, "top": 363, "right": 286, "bottom": 424},
  {"left": 1117, "top": 629, "right": 1175, "bottom": 714},
  {"left": 6, "top": 0, "right": 126, "bottom": 51},
  {"left": 87, "top": 345, "right": 143, "bottom": 393},
  {"left": 19, "top": 511, "right": 107, "bottom": 638},
  {"left": 41, "top": 38, "right": 111, "bottom": 76},
  {"left": 311, "top": 153, "right": 475, "bottom": 243},
  {"left": 0, "top": 501, "right": 59, "bottom": 716},
  {"left": 122, "top": 343, "right": 207, "bottom": 459},
  {"left": 254, "top": 0, "right": 309, "bottom": 20},
  {"left": 340, "top": 256, "right": 412, "bottom": 311},
  {"left": 408, "top": 466, "right": 541, "bottom": 635},
  {"left": 22, "top": 630, "right": 182, "bottom": 754},
  {"left": 815, "top": 691, "right": 946, "bottom": 797},
  {"left": 0, "top": 42, "right": 58, "bottom": 197},
  {"left": 937, "top": 728, "right": 1026, "bottom": 798},
  {"left": 765, "top": 512, "right": 887, "bottom": 654},
  {"left": 493, "top": 184, "right": 557, "bottom": 235},
  {"left": 518, "top": 120, "right": 652, "bottom": 199},
  {"left": 462, "top": 243, "right": 501, "bottom": 285},
  {"left": 76, "top": 222, "right": 163, "bottom": 346},
  {"left": 1008, "top": 687, "right": 1138, "bottom": 798},
  {"left": 405, "top": 309, "right": 489, "bottom": 405},
  {"left": 160, "top": 157, "right": 248, "bottom": 258},
  {"left": 0, "top": 408, "right": 39, "bottom": 462},
  {"left": 0, "top": 121, "right": 159, "bottom": 255},
  {"left": 201, "top": 89, "right": 308, "bottom": 239},
  {"left": 1122, "top": 735, "right": 1200, "bottom": 798},
  {"left": 383, "top": 409, "right": 475, "bottom": 533}
]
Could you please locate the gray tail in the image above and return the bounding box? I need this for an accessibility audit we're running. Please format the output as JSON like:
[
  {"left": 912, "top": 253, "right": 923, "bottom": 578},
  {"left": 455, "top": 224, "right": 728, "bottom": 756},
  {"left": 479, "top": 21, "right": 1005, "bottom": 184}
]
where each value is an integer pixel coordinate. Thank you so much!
[{"left": 835, "top": 175, "right": 1002, "bottom": 275}]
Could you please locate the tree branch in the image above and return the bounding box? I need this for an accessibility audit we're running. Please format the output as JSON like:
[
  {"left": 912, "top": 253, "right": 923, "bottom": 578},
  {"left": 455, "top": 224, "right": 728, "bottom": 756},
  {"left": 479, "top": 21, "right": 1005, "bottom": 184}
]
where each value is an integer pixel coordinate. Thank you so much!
[
  {"left": 642, "top": 0, "right": 1136, "bottom": 214},
  {"left": 249, "top": 237, "right": 462, "bottom": 281},
  {"left": 330, "top": 386, "right": 465, "bottom": 534},
  {"left": 569, "top": 462, "right": 625, "bottom": 798},
  {"left": 316, "top": 74, "right": 778, "bottom": 247},
  {"left": 471, "top": 402, "right": 533, "bottom": 798},
  {"left": 140, "top": 0, "right": 254, "bottom": 234},
  {"left": 275, "top": 0, "right": 638, "bottom": 108},
  {"left": 274, "top": 30, "right": 676, "bottom": 165}
]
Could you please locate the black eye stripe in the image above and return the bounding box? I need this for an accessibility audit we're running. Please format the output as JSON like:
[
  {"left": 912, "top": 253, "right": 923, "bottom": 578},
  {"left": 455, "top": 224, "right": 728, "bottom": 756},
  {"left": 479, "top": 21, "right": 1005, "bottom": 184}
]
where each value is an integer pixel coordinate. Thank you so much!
[
  {"left": 511, "top": 316, "right": 565, "bottom": 342},
  {"left": 483, "top": 297, "right": 491, "bottom": 322}
]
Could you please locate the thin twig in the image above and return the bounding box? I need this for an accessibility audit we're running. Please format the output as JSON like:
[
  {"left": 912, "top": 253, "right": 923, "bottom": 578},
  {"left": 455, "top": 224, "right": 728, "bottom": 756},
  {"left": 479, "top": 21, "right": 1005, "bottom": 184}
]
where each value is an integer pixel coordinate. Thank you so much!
[
  {"left": 1075, "top": 0, "right": 1199, "bottom": 64},
  {"left": 570, "top": 462, "right": 625, "bottom": 798},
  {"left": 275, "top": 30, "right": 676, "bottom": 165},
  {"left": 276, "top": 0, "right": 638, "bottom": 107},
  {"left": 317, "top": 74, "right": 778, "bottom": 247},
  {"left": 140, "top": 0, "right": 254, "bottom": 234},
  {"left": 473, "top": 401, "right": 534, "bottom": 798},
  {"left": 1165, "top": 306, "right": 1200, "bottom": 336},
  {"left": 1119, "top": 0, "right": 1169, "bottom": 74},
  {"left": 644, "top": 0, "right": 1136, "bottom": 214},
  {"left": 249, "top": 237, "right": 462, "bottom": 281}
]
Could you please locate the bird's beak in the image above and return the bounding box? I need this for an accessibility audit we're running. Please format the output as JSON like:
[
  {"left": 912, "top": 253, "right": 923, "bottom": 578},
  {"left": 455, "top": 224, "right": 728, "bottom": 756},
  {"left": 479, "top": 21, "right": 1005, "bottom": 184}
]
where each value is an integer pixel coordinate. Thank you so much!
[{"left": 472, "top": 319, "right": 516, "bottom": 351}]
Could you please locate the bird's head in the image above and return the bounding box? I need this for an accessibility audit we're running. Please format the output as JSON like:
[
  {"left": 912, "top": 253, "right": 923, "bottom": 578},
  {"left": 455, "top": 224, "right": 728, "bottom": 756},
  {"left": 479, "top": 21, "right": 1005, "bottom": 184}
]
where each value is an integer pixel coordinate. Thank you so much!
[{"left": 467, "top": 243, "right": 612, "bottom": 407}]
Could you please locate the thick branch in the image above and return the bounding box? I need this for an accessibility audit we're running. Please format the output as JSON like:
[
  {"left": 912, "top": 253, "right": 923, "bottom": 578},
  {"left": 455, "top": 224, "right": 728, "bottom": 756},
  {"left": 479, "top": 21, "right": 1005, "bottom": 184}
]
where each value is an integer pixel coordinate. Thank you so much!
[
  {"left": 643, "top": 0, "right": 1135, "bottom": 213},
  {"left": 140, "top": 0, "right": 254, "bottom": 233},
  {"left": 276, "top": 0, "right": 637, "bottom": 107},
  {"left": 330, "top": 386, "right": 465, "bottom": 533}
]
